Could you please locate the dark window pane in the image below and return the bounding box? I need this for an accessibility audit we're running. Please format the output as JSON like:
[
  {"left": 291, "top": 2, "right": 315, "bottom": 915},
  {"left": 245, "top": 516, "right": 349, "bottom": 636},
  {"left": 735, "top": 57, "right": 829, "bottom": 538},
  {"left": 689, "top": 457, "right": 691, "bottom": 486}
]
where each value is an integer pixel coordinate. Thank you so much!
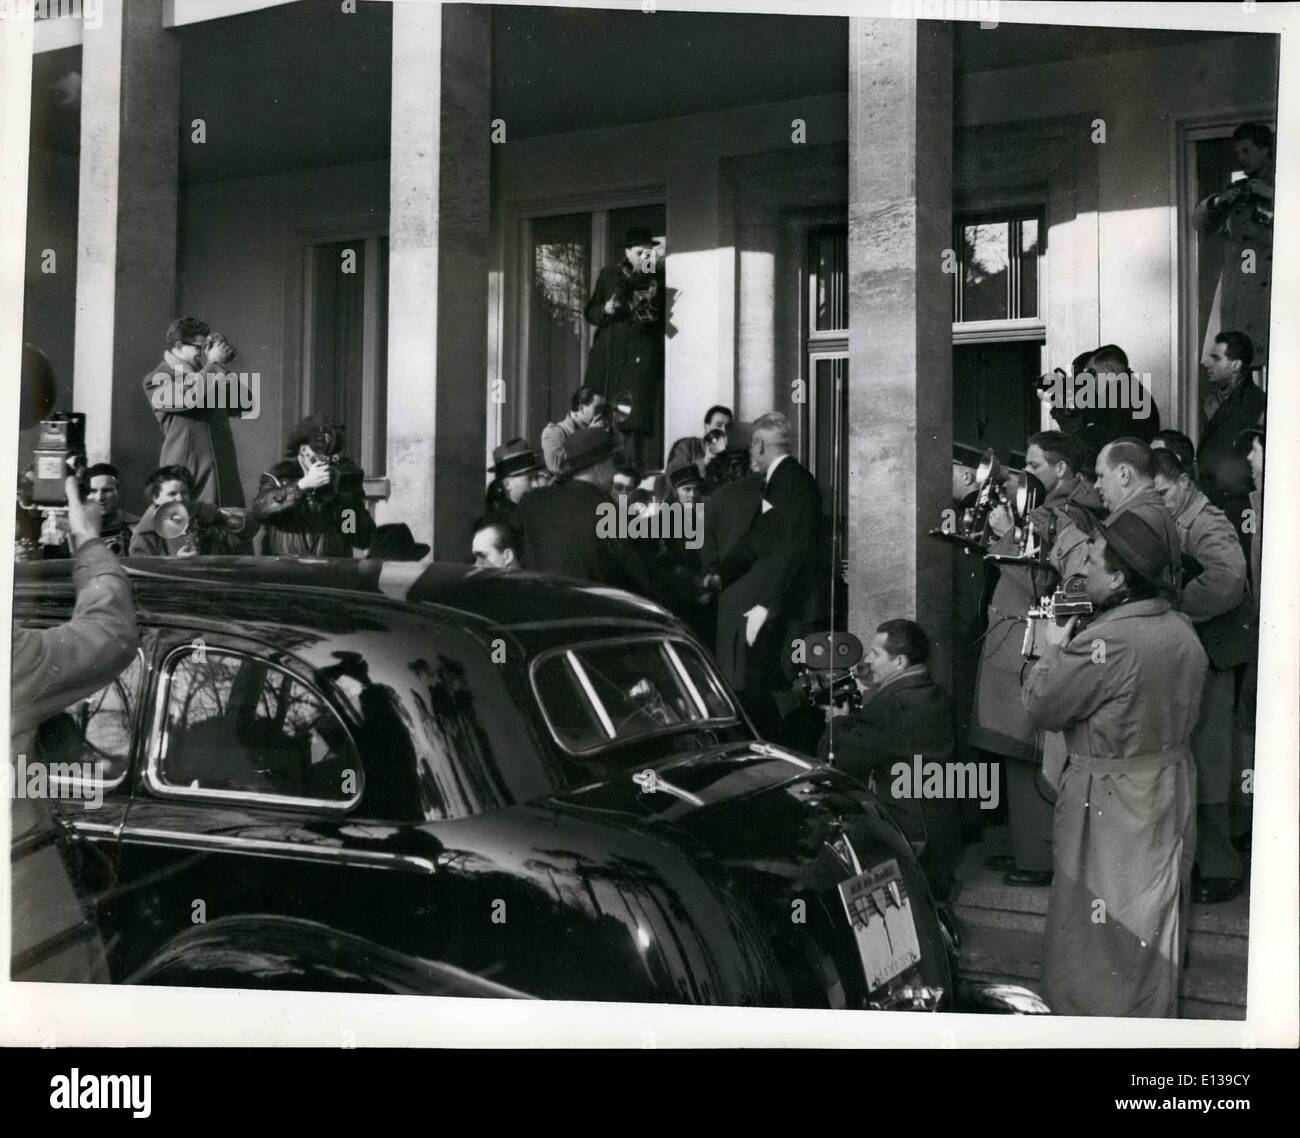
[
  {"left": 34, "top": 651, "right": 143, "bottom": 790},
  {"left": 812, "top": 357, "right": 849, "bottom": 571},
  {"left": 529, "top": 212, "right": 592, "bottom": 429},
  {"left": 159, "top": 650, "right": 357, "bottom": 802},
  {"left": 1019, "top": 218, "right": 1039, "bottom": 319},
  {"left": 814, "top": 229, "right": 848, "bottom": 331},
  {"left": 960, "top": 222, "right": 1010, "bottom": 321}
]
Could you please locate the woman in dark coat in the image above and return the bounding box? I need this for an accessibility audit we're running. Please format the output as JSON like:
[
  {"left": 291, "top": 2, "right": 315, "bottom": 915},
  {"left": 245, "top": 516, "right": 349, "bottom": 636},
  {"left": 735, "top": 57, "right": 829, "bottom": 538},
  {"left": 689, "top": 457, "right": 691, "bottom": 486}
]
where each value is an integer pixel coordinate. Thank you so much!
[{"left": 583, "top": 226, "right": 665, "bottom": 468}]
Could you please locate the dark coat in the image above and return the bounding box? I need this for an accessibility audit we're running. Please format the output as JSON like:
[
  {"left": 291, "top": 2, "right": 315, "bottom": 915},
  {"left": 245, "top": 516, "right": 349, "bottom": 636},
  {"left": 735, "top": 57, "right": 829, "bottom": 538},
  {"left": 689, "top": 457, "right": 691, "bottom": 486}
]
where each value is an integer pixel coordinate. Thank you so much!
[
  {"left": 1054, "top": 386, "right": 1161, "bottom": 466},
  {"left": 251, "top": 458, "right": 375, "bottom": 557},
  {"left": 701, "top": 474, "right": 764, "bottom": 689},
  {"left": 1198, "top": 377, "right": 1266, "bottom": 543},
  {"left": 518, "top": 478, "right": 654, "bottom": 595},
  {"left": 583, "top": 264, "right": 664, "bottom": 436},
  {"left": 817, "top": 670, "right": 962, "bottom": 899}
]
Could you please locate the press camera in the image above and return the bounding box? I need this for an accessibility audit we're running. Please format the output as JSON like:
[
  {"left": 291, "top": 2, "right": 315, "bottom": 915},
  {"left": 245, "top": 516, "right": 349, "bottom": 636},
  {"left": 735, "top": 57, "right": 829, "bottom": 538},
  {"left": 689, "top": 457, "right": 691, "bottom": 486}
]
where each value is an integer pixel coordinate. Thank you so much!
[
  {"left": 31, "top": 413, "right": 88, "bottom": 508},
  {"left": 773, "top": 629, "right": 866, "bottom": 719},
  {"left": 1022, "top": 577, "right": 1094, "bottom": 659}
]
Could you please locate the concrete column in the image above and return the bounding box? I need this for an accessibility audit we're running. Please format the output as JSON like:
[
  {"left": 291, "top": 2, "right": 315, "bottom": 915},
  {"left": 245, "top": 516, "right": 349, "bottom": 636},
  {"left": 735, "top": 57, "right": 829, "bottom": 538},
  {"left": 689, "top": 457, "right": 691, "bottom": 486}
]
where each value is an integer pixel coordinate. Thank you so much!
[
  {"left": 846, "top": 18, "right": 953, "bottom": 685},
  {"left": 73, "top": 0, "right": 179, "bottom": 479},
  {"left": 385, "top": 1, "right": 490, "bottom": 558}
]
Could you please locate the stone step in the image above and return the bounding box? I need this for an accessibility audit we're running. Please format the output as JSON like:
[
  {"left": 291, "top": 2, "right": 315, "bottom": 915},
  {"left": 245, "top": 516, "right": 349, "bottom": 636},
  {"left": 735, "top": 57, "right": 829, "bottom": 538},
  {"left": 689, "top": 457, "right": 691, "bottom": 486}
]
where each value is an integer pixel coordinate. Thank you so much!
[
  {"left": 952, "top": 866, "right": 1250, "bottom": 942},
  {"left": 956, "top": 924, "right": 1246, "bottom": 1017},
  {"left": 952, "top": 898, "right": 1249, "bottom": 960}
]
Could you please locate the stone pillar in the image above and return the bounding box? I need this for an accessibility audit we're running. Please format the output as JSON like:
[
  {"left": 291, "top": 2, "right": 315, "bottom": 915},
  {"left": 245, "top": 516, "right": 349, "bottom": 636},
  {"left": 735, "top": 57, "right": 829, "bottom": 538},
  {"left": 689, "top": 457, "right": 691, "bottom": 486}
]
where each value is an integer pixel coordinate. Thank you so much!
[
  {"left": 846, "top": 18, "right": 953, "bottom": 685},
  {"left": 73, "top": 0, "right": 179, "bottom": 482},
  {"left": 385, "top": 1, "right": 490, "bottom": 558}
]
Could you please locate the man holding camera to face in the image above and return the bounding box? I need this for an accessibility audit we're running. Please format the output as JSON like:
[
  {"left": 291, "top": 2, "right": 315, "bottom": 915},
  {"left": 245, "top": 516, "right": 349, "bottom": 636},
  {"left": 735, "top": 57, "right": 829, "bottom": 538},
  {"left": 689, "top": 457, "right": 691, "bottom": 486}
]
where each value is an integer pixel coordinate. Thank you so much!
[{"left": 252, "top": 414, "right": 375, "bottom": 557}]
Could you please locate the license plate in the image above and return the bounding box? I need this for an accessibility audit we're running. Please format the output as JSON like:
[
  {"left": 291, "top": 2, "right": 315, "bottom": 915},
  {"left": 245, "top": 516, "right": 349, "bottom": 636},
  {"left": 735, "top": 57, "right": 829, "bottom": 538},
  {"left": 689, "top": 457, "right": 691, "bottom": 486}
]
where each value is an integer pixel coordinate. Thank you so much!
[{"left": 838, "top": 857, "right": 922, "bottom": 992}]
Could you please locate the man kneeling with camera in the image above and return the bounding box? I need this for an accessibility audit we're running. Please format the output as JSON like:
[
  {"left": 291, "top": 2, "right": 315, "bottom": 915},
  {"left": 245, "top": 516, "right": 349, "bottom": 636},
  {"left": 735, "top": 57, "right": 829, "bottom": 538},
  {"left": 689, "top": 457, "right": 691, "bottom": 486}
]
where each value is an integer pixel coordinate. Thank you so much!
[
  {"left": 252, "top": 414, "right": 375, "bottom": 557},
  {"left": 816, "top": 620, "right": 962, "bottom": 901}
]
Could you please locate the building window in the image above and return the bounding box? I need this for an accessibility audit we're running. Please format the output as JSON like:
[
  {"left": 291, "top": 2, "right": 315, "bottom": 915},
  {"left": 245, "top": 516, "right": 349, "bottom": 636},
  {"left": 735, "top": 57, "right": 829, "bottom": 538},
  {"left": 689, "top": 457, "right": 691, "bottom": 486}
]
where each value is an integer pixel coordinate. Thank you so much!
[
  {"left": 952, "top": 212, "right": 1043, "bottom": 331},
  {"left": 302, "top": 235, "right": 388, "bottom": 477}
]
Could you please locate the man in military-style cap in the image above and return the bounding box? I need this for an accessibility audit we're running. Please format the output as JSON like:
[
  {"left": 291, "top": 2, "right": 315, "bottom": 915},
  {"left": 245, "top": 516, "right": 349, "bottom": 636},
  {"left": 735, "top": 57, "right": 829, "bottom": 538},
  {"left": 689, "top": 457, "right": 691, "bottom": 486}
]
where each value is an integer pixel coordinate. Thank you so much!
[{"left": 1023, "top": 510, "right": 1207, "bottom": 1018}]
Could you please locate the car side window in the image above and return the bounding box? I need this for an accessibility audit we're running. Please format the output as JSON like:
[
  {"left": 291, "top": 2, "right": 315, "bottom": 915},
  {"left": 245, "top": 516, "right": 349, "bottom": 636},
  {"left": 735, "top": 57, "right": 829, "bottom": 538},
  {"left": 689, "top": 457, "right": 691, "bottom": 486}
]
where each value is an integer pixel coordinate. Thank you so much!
[
  {"left": 31, "top": 648, "right": 144, "bottom": 793},
  {"left": 154, "top": 647, "right": 360, "bottom": 806}
]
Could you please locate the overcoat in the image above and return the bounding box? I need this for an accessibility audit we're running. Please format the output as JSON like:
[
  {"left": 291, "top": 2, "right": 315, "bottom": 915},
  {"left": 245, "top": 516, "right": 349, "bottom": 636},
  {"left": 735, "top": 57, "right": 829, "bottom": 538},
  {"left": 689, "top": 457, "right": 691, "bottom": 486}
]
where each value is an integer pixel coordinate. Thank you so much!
[
  {"left": 583, "top": 264, "right": 664, "bottom": 437},
  {"left": 1023, "top": 598, "right": 1207, "bottom": 1018},
  {"left": 1194, "top": 175, "right": 1273, "bottom": 367},
  {"left": 251, "top": 458, "right": 375, "bottom": 557},
  {"left": 968, "top": 477, "right": 1103, "bottom": 761},
  {"left": 1198, "top": 377, "right": 1266, "bottom": 544}
]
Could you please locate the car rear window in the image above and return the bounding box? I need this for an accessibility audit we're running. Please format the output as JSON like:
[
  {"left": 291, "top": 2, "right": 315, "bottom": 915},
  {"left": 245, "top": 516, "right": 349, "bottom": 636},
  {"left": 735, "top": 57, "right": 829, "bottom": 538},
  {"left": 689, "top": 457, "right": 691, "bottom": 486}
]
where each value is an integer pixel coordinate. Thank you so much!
[{"left": 531, "top": 638, "right": 736, "bottom": 755}]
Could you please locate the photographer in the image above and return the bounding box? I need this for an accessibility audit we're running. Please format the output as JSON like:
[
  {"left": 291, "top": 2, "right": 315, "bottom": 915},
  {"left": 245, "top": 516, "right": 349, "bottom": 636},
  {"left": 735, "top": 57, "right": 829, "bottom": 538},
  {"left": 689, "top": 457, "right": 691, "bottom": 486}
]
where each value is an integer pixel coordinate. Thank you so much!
[
  {"left": 129, "top": 465, "right": 252, "bottom": 557},
  {"left": 252, "top": 414, "right": 375, "bottom": 557},
  {"left": 666, "top": 405, "right": 733, "bottom": 481},
  {"left": 1023, "top": 513, "right": 1205, "bottom": 1018},
  {"left": 142, "top": 318, "right": 248, "bottom": 507},
  {"left": 818, "top": 620, "right": 961, "bottom": 900},
  {"left": 11, "top": 475, "right": 139, "bottom": 982},
  {"left": 1194, "top": 122, "right": 1274, "bottom": 368},
  {"left": 583, "top": 227, "right": 665, "bottom": 468}
]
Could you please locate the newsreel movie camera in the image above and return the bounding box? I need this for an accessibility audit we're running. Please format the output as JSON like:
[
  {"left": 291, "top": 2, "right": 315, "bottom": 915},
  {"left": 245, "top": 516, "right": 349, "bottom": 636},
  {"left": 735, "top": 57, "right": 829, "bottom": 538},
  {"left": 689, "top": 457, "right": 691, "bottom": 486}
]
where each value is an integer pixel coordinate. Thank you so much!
[
  {"left": 774, "top": 629, "right": 866, "bottom": 720},
  {"left": 1022, "top": 574, "right": 1093, "bottom": 659},
  {"left": 17, "top": 413, "right": 90, "bottom": 557},
  {"left": 930, "top": 448, "right": 1047, "bottom": 563}
]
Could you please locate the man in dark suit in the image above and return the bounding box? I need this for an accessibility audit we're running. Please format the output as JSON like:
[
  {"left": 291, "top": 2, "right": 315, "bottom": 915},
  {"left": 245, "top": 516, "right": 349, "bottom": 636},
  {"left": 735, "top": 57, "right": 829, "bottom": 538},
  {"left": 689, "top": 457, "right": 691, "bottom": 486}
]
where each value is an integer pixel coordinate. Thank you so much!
[
  {"left": 1199, "top": 331, "right": 1267, "bottom": 547},
  {"left": 817, "top": 619, "right": 962, "bottom": 900},
  {"left": 518, "top": 427, "right": 654, "bottom": 595},
  {"left": 707, "top": 412, "right": 823, "bottom": 739}
]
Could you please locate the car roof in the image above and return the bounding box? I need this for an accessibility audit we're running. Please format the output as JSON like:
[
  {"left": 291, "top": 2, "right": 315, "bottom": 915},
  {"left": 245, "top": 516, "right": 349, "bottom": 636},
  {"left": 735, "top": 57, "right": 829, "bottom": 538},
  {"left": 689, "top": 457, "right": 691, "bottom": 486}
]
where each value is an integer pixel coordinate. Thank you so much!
[{"left": 14, "top": 556, "right": 681, "bottom": 634}]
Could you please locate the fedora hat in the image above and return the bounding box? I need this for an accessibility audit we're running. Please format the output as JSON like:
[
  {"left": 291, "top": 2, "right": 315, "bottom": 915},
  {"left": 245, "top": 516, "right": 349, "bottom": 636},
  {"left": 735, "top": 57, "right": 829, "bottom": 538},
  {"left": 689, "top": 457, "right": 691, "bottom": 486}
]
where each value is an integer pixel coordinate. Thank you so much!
[
  {"left": 622, "top": 226, "right": 657, "bottom": 249},
  {"left": 561, "top": 427, "right": 620, "bottom": 476},
  {"left": 1095, "top": 511, "right": 1177, "bottom": 595},
  {"left": 489, "top": 438, "right": 542, "bottom": 479},
  {"left": 367, "top": 522, "right": 430, "bottom": 562}
]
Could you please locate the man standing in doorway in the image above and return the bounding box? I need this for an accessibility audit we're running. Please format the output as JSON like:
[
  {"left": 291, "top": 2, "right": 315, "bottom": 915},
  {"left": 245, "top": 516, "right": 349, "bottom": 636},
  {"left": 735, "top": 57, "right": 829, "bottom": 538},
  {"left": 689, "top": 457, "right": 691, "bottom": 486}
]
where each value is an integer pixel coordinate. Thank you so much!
[{"left": 583, "top": 227, "right": 665, "bottom": 468}]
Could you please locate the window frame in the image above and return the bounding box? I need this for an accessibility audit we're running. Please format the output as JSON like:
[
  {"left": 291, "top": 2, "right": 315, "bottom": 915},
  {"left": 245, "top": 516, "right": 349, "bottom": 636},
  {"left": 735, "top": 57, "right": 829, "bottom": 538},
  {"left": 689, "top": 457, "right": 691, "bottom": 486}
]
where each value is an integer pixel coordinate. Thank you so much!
[
  {"left": 34, "top": 645, "right": 148, "bottom": 800},
  {"left": 951, "top": 209, "right": 1046, "bottom": 342},
  {"left": 527, "top": 634, "right": 739, "bottom": 758},
  {"left": 143, "top": 643, "right": 364, "bottom": 812}
]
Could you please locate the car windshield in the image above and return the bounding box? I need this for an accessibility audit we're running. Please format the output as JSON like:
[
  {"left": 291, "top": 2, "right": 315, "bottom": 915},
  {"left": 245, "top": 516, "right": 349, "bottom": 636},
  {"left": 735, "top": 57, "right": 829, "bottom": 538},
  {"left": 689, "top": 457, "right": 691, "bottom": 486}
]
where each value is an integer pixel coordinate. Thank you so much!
[{"left": 531, "top": 638, "right": 737, "bottom": 755}]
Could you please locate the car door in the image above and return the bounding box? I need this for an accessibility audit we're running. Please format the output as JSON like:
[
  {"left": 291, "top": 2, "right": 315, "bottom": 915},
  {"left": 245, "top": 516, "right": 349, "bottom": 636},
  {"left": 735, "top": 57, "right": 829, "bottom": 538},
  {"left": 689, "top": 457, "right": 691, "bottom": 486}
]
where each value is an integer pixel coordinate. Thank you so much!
[{"left": 111, "top": 628, "right": 439, "bottom": 983}]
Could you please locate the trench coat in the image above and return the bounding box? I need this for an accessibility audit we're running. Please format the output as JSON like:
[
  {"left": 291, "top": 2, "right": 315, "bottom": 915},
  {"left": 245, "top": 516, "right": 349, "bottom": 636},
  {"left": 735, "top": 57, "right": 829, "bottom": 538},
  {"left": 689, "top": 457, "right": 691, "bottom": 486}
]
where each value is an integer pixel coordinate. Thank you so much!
[
  {"left": 1175, "top": 491, "right": 1247, "bottom": 807},
  {"left": 1194, "top": 173, "right": 1273, "bottom": 368},
  {"left": 1023, "top": 598, "right": 1207, "bottom": 1018},
  {"left": 968, "top": 476, "right": 1103, "bottom": 761},
  {"left": 11, "top": 540, "right": 139, "bottom": 983},
  {"left": 143, "top": 354, "right": 246, "bottom": 507}
]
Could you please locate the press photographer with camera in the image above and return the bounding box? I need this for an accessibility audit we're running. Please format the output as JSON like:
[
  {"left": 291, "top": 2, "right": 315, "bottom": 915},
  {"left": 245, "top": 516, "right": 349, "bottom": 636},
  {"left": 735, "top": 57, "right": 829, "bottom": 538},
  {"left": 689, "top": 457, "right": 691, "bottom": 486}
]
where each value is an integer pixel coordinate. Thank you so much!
[
  {"left": 11, "top": 474, "right": 139, "bottom": 982},
  {"left": 583, "top": 227, "right": 665, "bottom": 468},
  {"left": 142, "top": 317, "right": 249, "bottom": 507},
  {"left": 1193, "top": 122, "right": 1274, "bottom": 367},
  {"left": 252, "top": 414, "right": 375, "bottom": 557},
  {"left": 1022, "top": 511, "right": 1205, "bottom": 1018},
  {"left": 816, "top": 620, "right": 962, "bottom": 900},
  {"left": 129, "top": 465, "right": 253, "bottom": 557},
  {"left": 666, "top": 405, "right": 733, "bottom": 482}
]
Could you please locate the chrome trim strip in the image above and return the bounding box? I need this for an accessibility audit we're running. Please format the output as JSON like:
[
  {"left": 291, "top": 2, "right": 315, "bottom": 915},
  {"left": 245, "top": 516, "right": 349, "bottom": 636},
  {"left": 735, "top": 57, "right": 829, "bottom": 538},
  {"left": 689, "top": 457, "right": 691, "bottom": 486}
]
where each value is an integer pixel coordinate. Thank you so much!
[
  {"left": 751, "top": 742, "right": 814, "bottom": 770},
  {"left": 118, "top": 827, "right": 437, "bottom": 874},
  {"left": 566, "top": 651, "right": 616, "bottom": 740},
  {"left": 662, "top": 641, "right": 708, "bottom": 719}
]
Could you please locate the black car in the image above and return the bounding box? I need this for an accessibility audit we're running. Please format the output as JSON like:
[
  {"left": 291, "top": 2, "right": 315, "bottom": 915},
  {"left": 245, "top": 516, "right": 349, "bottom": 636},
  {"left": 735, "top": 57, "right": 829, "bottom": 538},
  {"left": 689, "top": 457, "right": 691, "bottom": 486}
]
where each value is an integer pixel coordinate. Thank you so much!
[{"left": 14, "top": 555, "right": 1039, "bottom": 1012}]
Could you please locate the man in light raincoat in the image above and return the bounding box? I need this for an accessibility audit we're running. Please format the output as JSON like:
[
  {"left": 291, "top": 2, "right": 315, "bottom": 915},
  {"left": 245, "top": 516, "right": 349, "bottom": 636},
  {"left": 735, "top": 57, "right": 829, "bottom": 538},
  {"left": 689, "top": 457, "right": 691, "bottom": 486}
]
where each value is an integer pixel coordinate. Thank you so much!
[{"left": 1023, "top": 510, "right": 1207, "bottom": 1017}]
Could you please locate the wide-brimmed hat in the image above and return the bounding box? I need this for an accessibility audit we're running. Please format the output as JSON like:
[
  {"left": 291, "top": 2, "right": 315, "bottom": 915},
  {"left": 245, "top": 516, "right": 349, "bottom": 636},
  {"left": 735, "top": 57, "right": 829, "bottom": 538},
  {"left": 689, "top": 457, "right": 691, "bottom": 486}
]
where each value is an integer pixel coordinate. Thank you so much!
[
  {"left": 367, "top": 523, "right": 430, "bottom": 562},
  {"left": 1095, "top": 511, "right": 1177, "bottom": 594},
  {"left": 561, "top": 427, "right": 620, "bottom": 475},
  {"left": 489, "top": 438, "right": 542, "bottom": 478},
  {"left": 622, "top": 226, "right": 657, "bottom": 249}
]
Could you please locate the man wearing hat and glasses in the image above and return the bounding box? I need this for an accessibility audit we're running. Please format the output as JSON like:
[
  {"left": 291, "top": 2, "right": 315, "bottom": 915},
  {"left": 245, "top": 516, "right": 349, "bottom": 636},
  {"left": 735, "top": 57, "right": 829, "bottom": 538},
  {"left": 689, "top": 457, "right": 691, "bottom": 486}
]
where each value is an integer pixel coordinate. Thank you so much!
[
  {"left": 518, "top": 426, "right": 653, "bottom": 595},
  {"left": 486, "top": 438, "right": 544, "bottom": 523},
  {"left": 583, "top": 226, "right": 665, "bottom": 468},
  {"left": 1022, "top": 511, "right": 1207, "bottom": 1018}
]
